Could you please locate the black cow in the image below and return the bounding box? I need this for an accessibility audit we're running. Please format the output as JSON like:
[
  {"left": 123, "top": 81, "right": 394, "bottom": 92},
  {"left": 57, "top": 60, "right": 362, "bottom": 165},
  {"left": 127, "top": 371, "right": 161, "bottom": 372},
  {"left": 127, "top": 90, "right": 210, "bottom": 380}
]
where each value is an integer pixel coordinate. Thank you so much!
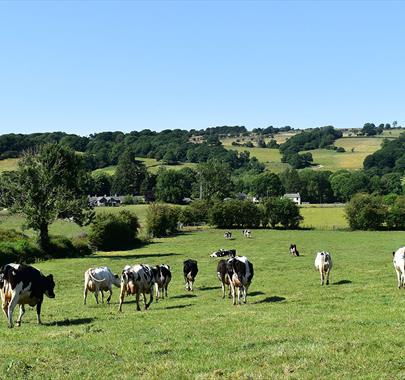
[
  {"left": 226, "top": 256, "right": 254, "bottom": 305},
  {"left": 0, "top": 263, "right": 55, "bottom": 328},
  {"left": 210, "top": 249, "right": 236, "bottom": 258},
  {"left": 290, "top": 244, "right": 299, "bottom": 257},
  {"left": 183, "top": 259, "right": 198, "bottom": 291},
  {"left": 152, "top": 264, "right": 172, "bottom": 302}
]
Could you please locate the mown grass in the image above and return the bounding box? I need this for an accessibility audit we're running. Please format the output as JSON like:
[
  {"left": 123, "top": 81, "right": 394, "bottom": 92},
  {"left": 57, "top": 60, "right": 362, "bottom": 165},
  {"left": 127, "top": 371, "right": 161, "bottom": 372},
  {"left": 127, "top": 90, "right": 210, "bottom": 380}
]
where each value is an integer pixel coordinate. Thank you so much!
[
  {"left": 0, "top": 227, "right": 404, "bottom": 379},
  {"left": 0, "top": 158, "right": 18, "bottom": 172},
  {"left": 300, "top": 206, "right": 347, "bottom": 230}
]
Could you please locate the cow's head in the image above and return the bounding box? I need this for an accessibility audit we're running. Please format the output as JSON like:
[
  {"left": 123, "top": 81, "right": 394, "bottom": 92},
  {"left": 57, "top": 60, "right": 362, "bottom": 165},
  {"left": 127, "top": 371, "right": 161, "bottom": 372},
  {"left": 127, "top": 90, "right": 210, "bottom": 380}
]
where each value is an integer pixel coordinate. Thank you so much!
[
  {"left": 45, "top": 274, "right": 55, "bottom": 298},
  {"left": 210, "top": 250, "right": 222, "bottom": 258}
]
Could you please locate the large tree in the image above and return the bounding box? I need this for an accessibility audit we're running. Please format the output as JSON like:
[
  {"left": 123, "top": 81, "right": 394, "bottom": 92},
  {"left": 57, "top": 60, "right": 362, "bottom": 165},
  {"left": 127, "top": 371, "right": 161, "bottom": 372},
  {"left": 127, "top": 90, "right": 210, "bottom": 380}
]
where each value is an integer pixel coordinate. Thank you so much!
[
  {"left": 1, "top": 144, "right": 93, "bottom": 251},
  {"left": 111, "top": 149, "right": 147, "bottom": 195},
  {"left": 197, "top": 159, "right": 232, "bottom": 201}
]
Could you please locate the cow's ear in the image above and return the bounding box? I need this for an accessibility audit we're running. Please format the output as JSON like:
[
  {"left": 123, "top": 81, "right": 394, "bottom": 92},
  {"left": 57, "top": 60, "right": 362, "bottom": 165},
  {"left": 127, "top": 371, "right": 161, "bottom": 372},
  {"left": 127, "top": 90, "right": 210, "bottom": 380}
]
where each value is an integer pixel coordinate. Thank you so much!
[
  {"left": 393, "top": 251, "right": 396, "bottom": 256},
  {"left": 47, "top": 274, "right": 54, "bottom": 280}
]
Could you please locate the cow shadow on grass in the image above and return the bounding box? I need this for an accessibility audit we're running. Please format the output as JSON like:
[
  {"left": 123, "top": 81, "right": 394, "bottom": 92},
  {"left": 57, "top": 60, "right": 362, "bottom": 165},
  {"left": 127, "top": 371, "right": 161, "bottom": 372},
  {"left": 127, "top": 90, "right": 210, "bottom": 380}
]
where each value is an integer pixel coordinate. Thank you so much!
[
  {"left": 253, "top": 296, "right": 286, "bottom": 304},
  {"left": 199, "top": 286, "right": 221, "bottom": 291},
  {"left": 170, "top": 294, "right": 197, "bottom": 299},
  {"left": 248, "top": 291, "right": 265, "bottom": 297},
  {"left": 333, "top": 280, "right": 352, "bottom": 285},
  {"left": 164, "top": 304, "right": 192, "bottom": 310},
  {"left": 95, "top": 252, "right": 180, "bottom": 260},
  {"left": 44, "top": 317, "right": 95, "bottom": 326}
]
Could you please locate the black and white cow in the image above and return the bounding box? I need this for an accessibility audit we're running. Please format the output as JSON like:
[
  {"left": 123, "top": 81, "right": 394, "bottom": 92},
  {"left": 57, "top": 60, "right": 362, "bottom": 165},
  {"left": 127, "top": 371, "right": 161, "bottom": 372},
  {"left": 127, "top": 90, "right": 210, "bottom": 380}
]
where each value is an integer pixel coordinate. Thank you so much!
[
  {"left": 393, "top": 247, "right": 405, "bottom": 288},
  {"left": 242, "top": 229, "right": 252, "bottom": 238},
  {"left": 152, "top": 264, "right": 172, "bottom": 302},
  {"left": 0, "top": 263, "right": 55, "bottom": 328},
  {"left": 216, "top": 260, "right": 231, "bottom": 299},
  {"left": 314, "top": 251, "right": 333, "bottom": 285},
  {"left": 83, "top": 266, "right": 121, "bottom": 305},
  {"left": 290, "top": 244, "right": 299, "bottom": 257},
  {"left": 210, "top": 249, "right": 236, "bottom": 258},
  {"left": 119, "top": 264, "right": 155, "bottom": 312},
  {"left": 183, "top": 259, "right": 198, "bottom": 291},
  {"left": 224, "top": 231, "right": 232, "bottom": 240},
  {"left": 226, "top": 256, "right": 254, "bottom": 305}
]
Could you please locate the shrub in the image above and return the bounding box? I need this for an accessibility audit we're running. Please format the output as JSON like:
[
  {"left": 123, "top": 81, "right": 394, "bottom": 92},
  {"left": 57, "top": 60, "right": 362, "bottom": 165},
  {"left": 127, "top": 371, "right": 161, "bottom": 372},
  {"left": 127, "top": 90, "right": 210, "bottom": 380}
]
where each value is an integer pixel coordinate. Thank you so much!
[
  {"left": 345, "top": 193, "right": 386, "bottom": 230},
  {"left": 146, "top": 203, "right": 179, "bottom": 237},
  {"left": 261, "top": 197, "right": 302, "bottom": 229},
  {"left": 48, "top": 235, "right": 92, "bottom": 258},
  {"left": 89, "top": 210, "right": 140, "bottom": 250},
  {"left": 122, "top": 195, "right": 135, "bottom": 205},
  {"left": 0, "top": 239, "right": 40, "bottom": 265},
  {"left": 208, "top": 199, "right": 261, "bottom": 228},
  {"left": 386, "top": 195, "right": 405, "bottom": 230}
]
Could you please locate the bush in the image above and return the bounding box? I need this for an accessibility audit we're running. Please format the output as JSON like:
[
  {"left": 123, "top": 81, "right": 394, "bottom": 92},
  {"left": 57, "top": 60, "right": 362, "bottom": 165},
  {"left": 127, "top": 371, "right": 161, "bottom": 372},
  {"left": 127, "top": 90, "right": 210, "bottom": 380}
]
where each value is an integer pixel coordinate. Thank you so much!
[
  {"left": 208, "top": 199, "right": 261, "bottom": 228},
  {"left": 48, "top": 235, "right": 92, "bottom": 258},
  {"left": 146, "top": 203, "right": 179, "bottom": 237},
  {"left": 179, "top": 200, "right": 210, "bottom": 225},
  {"left": 122, "top": 195, "right": 135, "bottom": 205},
  {"left": 89, "top": 210, "right": 140, "bottom": 250},
  {"left": 345, "top": 193, "right": 386, "bottom": 230},
  {"left": 261, "top": 197, "right": 303, "bottom": 229},
  {"left": 0, "top": 239, "right": 40, "bottom": 265},
  {"left": 386, "top": 195, "right": 405, "bottom": 230}
]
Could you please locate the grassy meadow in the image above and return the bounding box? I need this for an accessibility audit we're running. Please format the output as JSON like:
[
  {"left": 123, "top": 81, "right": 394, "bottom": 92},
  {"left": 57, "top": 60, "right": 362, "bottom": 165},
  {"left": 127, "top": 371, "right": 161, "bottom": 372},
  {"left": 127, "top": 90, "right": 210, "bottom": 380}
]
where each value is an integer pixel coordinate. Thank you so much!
[{"left": 0, "top": 225, "right": 404, "bottom": 379}]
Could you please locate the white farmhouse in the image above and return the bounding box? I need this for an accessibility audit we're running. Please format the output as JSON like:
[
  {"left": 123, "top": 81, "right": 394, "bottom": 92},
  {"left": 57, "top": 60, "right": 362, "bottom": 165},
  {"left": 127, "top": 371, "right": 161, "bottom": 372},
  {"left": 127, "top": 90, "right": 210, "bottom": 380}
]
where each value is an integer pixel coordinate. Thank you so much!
[{"left": 283, "top": 193, "right": 301, "bottom": 205}]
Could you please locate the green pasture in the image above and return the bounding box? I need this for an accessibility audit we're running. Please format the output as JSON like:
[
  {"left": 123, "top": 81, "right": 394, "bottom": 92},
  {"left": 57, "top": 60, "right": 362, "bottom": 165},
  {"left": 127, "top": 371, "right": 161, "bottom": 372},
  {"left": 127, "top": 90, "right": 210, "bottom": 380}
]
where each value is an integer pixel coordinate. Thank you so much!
[
  {"left": 0, "top": 226, "right": 404, "bottom": 379},
  {"left": 0, "top": 158, "right": 18, "bottom": 173}
]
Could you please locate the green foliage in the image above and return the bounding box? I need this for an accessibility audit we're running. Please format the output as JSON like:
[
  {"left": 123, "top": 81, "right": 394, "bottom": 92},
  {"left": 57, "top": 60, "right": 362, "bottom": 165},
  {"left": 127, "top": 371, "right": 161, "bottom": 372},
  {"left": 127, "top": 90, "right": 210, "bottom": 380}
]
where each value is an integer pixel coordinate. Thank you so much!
[
  {"left": 111, "top": 149, "right": 147, "bottom": 195},
  {"left": 89, "top": 210, "right": 140, "bottom": 250},
  {"left": 198, "top": 159, "right": 232, "bottom": 201},
  {"left": 208, "top": 199, "right": 261, "bottom": 228},
  {"left": 155, "top": 168, "right": 196, "bottom": 204},
  {"left": 345, "top": 193, "right": 387, "bottom": 230},
  {"left": 279, "top": 168, "right": 301, "bottom": 193},
  {"left": 0, "top": 144, "right": 93, "bottom": 251},
  {"left": 330, "top": 170, "right": 370, "bottom": 202},
  {"left": 146, "top": 203, "right": 179, "bottom": 237},
  {"left": 261, "top": 197, "right": 303, "bottom": 229},
  {"left": 299, "top": 170, "right": 334, "bottom": 203},
  {"left": 90, "top": 171, "right": 112, "bottom": 195},
  {"left": 385, "top": 196, "right": 405, "bottom": 230},
  {"left": 179, "top": 200, "right": 210, "bottom": 225},
  {"left": 251, "top": 172, "right": 284, "bottom": 198}
]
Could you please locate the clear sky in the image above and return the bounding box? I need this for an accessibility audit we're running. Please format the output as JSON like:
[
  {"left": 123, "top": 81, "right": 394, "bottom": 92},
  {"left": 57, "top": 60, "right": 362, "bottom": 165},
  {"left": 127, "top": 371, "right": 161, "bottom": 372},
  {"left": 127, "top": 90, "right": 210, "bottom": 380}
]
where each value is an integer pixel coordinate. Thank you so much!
[{"left": 0, "top": 0, "right": 404, "bottom": 135}]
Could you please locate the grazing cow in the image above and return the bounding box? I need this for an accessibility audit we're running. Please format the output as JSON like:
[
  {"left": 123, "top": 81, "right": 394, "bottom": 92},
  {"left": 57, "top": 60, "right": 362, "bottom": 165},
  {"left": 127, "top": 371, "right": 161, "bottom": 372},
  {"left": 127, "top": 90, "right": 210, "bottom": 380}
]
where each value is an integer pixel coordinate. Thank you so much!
[
  {"left": 290, "top": 244, "right": 299, "bottom": 257},
  {"left": 152, "top": 264, "right": 172, "bottom": 301},
  {"left": 393, "top": 247, "right": 405, "bottom": 288},
  {"left": 0, "top": 263, "right": 55, "bottom": 328},
  {"left": 83, "top": 266, "right": 121, "bottom": 305},
  {"left": 183, "top": 259, "right": 198, "bottom": 291},
  {"left": 242, "top": 229, "right": 252, "bottom": 238},
  {"left": 314, "top": 251, "right": 332, "bottom": 285},
  {"left": 226, "top": 256, "right": 254, "bottom": 305},
  {"left": 119, "top": 264, "right": 155, "bottom": 312},
  {"left": 210, "top": 249, "right": 236, "bottom": 258},
  {"left": 224, "top": 231, "right": 232, "bottom": 240}
]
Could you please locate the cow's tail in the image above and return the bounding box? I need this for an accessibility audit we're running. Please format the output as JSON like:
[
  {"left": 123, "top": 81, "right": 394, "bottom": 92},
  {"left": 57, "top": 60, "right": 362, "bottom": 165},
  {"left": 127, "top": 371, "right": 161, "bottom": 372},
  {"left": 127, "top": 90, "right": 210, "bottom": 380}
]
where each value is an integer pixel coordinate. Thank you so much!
[{"left": 88, "top": 271, "right": 106, "bottom": 283}]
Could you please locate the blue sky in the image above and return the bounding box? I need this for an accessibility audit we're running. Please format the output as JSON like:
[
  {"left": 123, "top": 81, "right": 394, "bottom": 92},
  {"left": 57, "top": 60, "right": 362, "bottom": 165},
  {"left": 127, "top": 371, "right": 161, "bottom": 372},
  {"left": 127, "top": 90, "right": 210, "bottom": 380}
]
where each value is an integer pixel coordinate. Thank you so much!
[{"left": 0, "top": 1, "right": 404, "bottom": 135}]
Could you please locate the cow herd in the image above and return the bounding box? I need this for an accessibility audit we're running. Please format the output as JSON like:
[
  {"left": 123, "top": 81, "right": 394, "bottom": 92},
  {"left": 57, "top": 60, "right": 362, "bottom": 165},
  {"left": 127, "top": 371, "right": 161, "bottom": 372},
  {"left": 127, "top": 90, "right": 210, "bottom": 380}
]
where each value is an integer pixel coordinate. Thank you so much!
[{"left": 0, "top": 244, "right": 404, "bottom": 328}]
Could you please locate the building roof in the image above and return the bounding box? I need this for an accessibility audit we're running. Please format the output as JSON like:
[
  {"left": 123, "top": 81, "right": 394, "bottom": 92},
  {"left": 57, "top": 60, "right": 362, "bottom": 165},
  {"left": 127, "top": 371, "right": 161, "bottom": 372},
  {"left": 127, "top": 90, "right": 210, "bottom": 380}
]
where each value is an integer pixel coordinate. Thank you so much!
[{"left": 284, "top": 193, "right": 300, "bottom": 198}]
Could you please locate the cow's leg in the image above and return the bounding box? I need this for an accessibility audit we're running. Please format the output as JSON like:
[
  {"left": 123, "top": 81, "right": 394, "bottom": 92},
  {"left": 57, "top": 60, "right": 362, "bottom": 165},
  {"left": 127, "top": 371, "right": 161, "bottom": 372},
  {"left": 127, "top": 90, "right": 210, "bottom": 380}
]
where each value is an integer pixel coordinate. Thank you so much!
[
  {"left": 145, "top": 288, "right": 153, "bottom": 309},
  {"left": 165, "top": 283, "right": 168, "bottom": 298},
  {"left": 7, "top": 292, "right": 20, "bottom": 328},
  {"left": 221, "top": 282, "right": 225, "bottom": 298},
  {"left": 237, "top": 287, "right": 241, "bottom": 305},
  {"left": 16, "top": 305, "right": 25, "bottom": 326},
  {"left": 83, "top": 285, "right": 88, "bottom": 305},
  {"left": 190, "top": 279, "right": 194, "bottom": 292},
  {"left": 184, "top": 276, "right": 189, "bottom": 291},
  {"left": 94, "top": 286, "right": 99, "bottom": 304},
  {"left": 155, "top": 283, "right": 159, "bottom": 303},
  {"left": 160, "top": 285, "right": 164, "bottom": 300},
  {"left": 243, "top": 284, "right": 249, "bottom": 303},
  {"left": 100, "top": 290, "right": 105, "bottom": 304},
  {"left": 135, "top": 291, "right": 141, "bottom": 311},
  {"left": 230, "top": 282, "right": 236, "bottom": 305},
  {"left": 36, "top": 301, "right": 42, "bottom": 324},
  {"left": 320, "top": 269, "right": 324, "bottom": 285},
  {"left": 107, "top": 286, "right": 112, "bottom": 304},
  {"left": 2, "top": 298, "right": 8, "bottom": 318},
  {"left": 118, "top": 287, "right": 125, "bottom": 312},
  {"left": 326, "top": 269, "right": 330, "bottom": 285}
]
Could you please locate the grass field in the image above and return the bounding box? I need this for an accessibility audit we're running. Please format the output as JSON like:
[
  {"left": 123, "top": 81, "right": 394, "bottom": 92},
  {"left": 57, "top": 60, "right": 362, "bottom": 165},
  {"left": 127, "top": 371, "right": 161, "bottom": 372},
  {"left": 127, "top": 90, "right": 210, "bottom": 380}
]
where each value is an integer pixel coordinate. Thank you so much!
[
  {"left": 0, "top": 226, "right": 404, "bottom": 379},
  {"left": 0, "top": 158, "right": 18, "bottom": 173}
]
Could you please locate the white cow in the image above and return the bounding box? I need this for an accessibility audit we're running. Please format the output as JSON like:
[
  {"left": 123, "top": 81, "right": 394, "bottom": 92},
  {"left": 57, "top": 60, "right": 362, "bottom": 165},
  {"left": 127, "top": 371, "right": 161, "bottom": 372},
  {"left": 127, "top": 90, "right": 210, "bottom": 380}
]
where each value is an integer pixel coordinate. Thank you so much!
[
  {"left": 393, "top": 247, "right": 405, "bottom": 288},
  {"left": 314, "top": 251, "right": 332, "bottom": 285},
  {"left": 83, "top": 266, "right": 120, "bottom": 305}
]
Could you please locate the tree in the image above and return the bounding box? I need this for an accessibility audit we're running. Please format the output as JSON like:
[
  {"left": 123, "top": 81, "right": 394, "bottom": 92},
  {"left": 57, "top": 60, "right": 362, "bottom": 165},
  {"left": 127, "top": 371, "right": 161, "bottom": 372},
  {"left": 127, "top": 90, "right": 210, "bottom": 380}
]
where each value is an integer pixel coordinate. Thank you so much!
[
  {"left": 279, "top": 168, "right": 301, "bottom": 193},
  {"left": 197, "top": 159, "right": 232, "bottom": 201},
  {"left": 1, "top": 144, "right": 93, "bottom": 251},
  {"left": 361, "top": 123, "right": 377, "bottom": 136},
  {"left": 345, "top": 193, "right": 386, "bottom": 230},
  {"left": 299, "top": 170, "right": 334, "bottom": 203},
  {"left": 251, "top": 172, "right": 284, "bottom": 198},
  {"left": 155, "top": 168, "right": 196, "bottom": 204},
  {"left": 330, "top": 170, "right": 369, "bottom": 202},
  {"left": 112, "top": 149, "right": 147, "bottom": 195},
  {"left": 91, "top": 171, "right": 112, "bottom": 195},
  {"left": 261, "top": 197, "right": 302, "bottom": 228}
]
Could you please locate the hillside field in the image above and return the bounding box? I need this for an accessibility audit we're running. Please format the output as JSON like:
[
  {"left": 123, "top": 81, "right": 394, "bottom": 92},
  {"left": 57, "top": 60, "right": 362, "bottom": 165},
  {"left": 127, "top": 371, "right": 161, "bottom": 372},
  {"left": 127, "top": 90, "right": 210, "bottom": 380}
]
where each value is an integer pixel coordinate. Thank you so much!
[{"left": 0, "top": 225, "right": 404, "bottom": 379}]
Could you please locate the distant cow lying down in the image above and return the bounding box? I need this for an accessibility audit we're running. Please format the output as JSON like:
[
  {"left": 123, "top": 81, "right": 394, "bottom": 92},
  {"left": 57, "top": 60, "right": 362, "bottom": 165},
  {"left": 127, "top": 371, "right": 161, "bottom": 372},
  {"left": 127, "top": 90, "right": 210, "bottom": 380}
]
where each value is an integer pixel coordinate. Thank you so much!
[
  {"left": 83, "top": 266, "right": 120, "bottom": 305},
  {"left": 1, "top": 263, "right": 55, "bottom": 328},
  {"left": 210, "top": 249, "right": 236, "bottom": 258}
]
